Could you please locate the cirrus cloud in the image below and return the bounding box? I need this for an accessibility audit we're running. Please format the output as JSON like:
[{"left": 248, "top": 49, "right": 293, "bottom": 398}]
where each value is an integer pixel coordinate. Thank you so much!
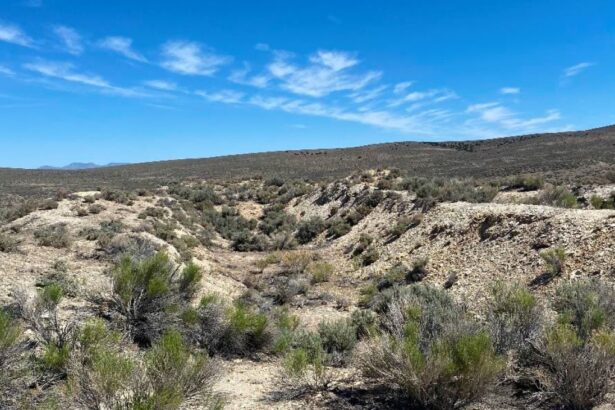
[{"left": 161, "top": 41, "right": 231, "bottom": 76}]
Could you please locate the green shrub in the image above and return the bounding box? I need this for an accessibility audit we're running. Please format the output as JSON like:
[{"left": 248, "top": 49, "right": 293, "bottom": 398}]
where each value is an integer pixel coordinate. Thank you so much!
[
  {"left": 39, "top": 199, "right": 59, "bottom": 210},
  {"left": 486, "top": 282, "right": 543, "bottom": 357},
  {"left": 407, "top": 177, "right": 498, "bottom": 203},
  {"left": 295, "top": 216, "right": 326, "bottom": 244},
  {"left": 142, "top": 330, "right": 219, "bottom": 409},
  {"left": 590, "top": 193, "right": 615, "bottom": 210},
  {"left": 70, "top": 323, "right": 220, "bottom": 410},
  {"left": 255, "top": 253, "right": 280, "bottom": 271},
  {"left": 34, "top": 224, "right": 72, "bottom": 248},
  {"left": 358, "top": 283, "right": 378, "bottom": 308},
  {"left": 0, "top": 309, "right": 23, "bottom": 406},
  {"left": 88, "top": 204, "right": 105, "bottom": 215},
  {"left": 350, "top": 309, "right": 378, "bottom": 339},
  {"left": 179, "top": 262, "right": 202, "bottom": 298},
  {"left": 279, "top": 250, "right": 315, "bottom": 275},
  {"left": 356, "top": 284, "right": 505, "bottom": 408},
  {"left": 552, "top": 279, "right": 615, "bottom": 341},
  {"left": 318, "top": 319, "right": 357, "bottom": 365},
  {"left": 110, "top": 252, "right": 191, "bottom": 345},
  {"left": 307, "top": 261, "right": 334, "bottom": 284},
  {"left": 361, "top": 247, "right": 379, "bottom": 266},
  {"left": 258, "top": 204, "right": 296, "bottom": 236},
  {"left": 538, "top": 185, "right": 578, "bottom": 208},
  {"left": 0, "top": 232, "right": 19, "bottom": 253},
  {"left": 388, "top": 214, "right": 422, "bottom": 238},
  {"left": 542, "top": 323, "right": 615, "bottom": 409},
  {"left": 531, "top": 279, "right": 615, "bottom": 409},
  {"left": 326, "top": 218, "right": 352, "bottom": 238},
  {"left": 222, "top": 302, "right": 271, "bottom": 355},
  {"left": 231, "top": 231, "right": 267, "bottom": 252},
  {"left": 540, "top": 247, "right": 566, "bottom": 276},
  {"left": 101, "top": 189, "right": 134, "bottom": 205},
  {"left": 510, "top": 174, "right": 544, "bottom": 191},
  {"left": 282, "top": 332, "right": 329, "bottom": 391}
]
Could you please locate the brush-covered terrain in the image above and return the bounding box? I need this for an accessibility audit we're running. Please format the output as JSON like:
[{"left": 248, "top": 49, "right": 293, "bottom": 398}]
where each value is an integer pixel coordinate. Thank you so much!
[
  {"left": 0, "top": 169, "right": 614, "bottom": 409},
  {"left": 1, "top": 125, "right": 614, "bottom": 198}
]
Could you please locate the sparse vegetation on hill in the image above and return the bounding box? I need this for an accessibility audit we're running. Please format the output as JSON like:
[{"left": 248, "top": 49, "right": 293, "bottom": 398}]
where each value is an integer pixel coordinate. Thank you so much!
[{"left": 0, "top": 164, "right": 613, "bottom": 409}]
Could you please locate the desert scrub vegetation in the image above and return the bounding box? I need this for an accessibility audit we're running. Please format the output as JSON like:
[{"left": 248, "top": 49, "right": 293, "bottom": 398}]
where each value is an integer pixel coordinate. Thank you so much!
[
  {"left": 295, "top": 216, "right": 326, "bottom": 244},
  {"left": 506, "top": 174, "right": 545, "bottom": 191},
  {"left": 181, "top": 295, "right": 273, "bottom": 357},
  {"left": 0, "top": 309, "right": 24, "bottom": 407},
  {"left": 486, "top": 282, "right": 544, "bottom": 358},
  {"left": 590, "top": 192, "right": 615, "bottom": 209},
  {"left": 100, "top": 188, "right": 135, "bottom": 205},
  {"left": 34, "top": 223, "right": 72, "bottom": 248},
  {"left": 356, "top": 284, "right": 505, "bottom": 409},
  {"left": 404, "top": 176, "right": 499, "bottom": 204},
  {"left": 68, "top": 320, "right": 221, "bottom": 409},
  {"left": 307, "top": 261, "right": 334, "bottom": 284},
  {"left": 539, "top": 247, "right": 566, "bottom": 276},
  {"left": 536, "top": 185, "right": 578, "bottom": 208},
  {"left": 535, "top": 279, "right": 615, "bottom": 409},
  {"left": 280, "top": 318, "right": 359, "bottom": 392},
  {"left": 387, "top": 213, "right": 423, "bottom": 239},
  {"left": 109, "top": 252, "right": 203, "bottom": 346},
  {"left": 0, "top": 231, "right": 20, "bottom": 252}
]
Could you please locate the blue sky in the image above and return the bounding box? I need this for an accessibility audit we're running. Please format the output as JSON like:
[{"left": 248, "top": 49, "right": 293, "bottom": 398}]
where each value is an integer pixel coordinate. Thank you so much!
[{"left": 0, "top": 0, "right": 614, "bottom": 168}]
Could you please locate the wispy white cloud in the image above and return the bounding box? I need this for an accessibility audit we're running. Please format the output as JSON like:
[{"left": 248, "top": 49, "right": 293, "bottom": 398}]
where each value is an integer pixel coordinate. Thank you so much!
[
  {"left": 349, "top": 85, "right": 388, "bottom": 103},
  {"left": 25, "top": 60, "right": 109, "bottom": 88},
  {"left": 229, "top": 65, "right": 271, "bottom": 88},
  {"left": 98, "top": 36, "right": 147, "bottom": 62},
  {"left": 393, "top": 81, "right": 413, "bottom": 94},
  {"left": 563, "top": 62, "right": 595, "bottom": 78},
  {"left": 390, "top": 88, "right": 457, "bottom": 108},
  {"left": 0, "top": 22, "right": 34, "bottom": 47},
  {"left": 500, "top": 87, "right": 520, "bottom": 95},
  {"left": 195, "top": 89, "right": 244, "bottom": 104},
  {"left": 0, "top": 65, "right": 15, "bottom": 76},
  {"left": 161, "top": 41, "right": 231, "bottom": 76},
  {"left": 53, "top": 25, "right": 83, "bottom": 55},
  {"left": 143, "top": 80, "right": 177, "bottom": 91},
  {"left": 267, "top": 50, "right": 380, "bottom": 97},
  {"left": 467, "top": 102, "right": 560, "bottom": 132},
  {"left": 309, "top": 50, "right": 358, "bottom": 71},
  {"left": 244, "top": 95, "right": 448, "bottom": 134},
  {"left": 23, "top": 60, "right": 147, "bottom": 97}
]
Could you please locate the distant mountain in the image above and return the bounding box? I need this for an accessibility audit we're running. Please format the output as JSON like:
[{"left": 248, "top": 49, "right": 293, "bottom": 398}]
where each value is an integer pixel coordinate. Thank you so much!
[{"left": 38, "top": 162, "right": 128, "bottom": 170}]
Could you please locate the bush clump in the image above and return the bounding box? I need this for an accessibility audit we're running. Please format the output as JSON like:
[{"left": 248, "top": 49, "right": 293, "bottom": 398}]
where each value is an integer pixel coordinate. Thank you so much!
[
  {"left": 307, "top": 261, "right": 334, "bottom": 284},
  {"left": 536, "top": 279, "right": 615, "bottom": 409},
  {"left": 110, "top": 252, "right": 201, "bottom": 346},
  {"left": 295, "top": 216, "right": 326, "bottom": 244},
  {"left": 70, "top": 323, "right": 220, "bottom": 410},
  {"left": 326, "top": 218, "right": 352, "bottom": 239},
  {"left": 34, "top": 223, "right": 72, "bottom": 248},
  {"left": 539, "top": 247, "right": 566, "bottom": 276},
  {"left": 486, "top": 282, "right": 543, "bottom": 358},
  {"left": 356, "top": 285, "right": 505, "bottom": 408},
  {"left": 0, "top": 232, "right": 19, "bottom": 253},
  {"left": 182, "top": 296, "right": 272, "bottom": 357},
  {"left": 537, "top": 185, "right": 578, "bottom": 208}
]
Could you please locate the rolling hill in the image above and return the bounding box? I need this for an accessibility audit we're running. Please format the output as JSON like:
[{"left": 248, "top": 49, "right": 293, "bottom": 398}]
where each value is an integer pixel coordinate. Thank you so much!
[{"left": 1, "top": 125, "right": 614, "bottom": 197}]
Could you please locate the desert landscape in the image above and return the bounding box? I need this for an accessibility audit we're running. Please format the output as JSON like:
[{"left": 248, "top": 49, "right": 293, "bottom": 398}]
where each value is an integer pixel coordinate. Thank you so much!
[
  {"left": 1, "top": 129, "right": 614, "bottom": 408},
  {"left": 2, "top": 1, "right": 615, "bottom": 408}
]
